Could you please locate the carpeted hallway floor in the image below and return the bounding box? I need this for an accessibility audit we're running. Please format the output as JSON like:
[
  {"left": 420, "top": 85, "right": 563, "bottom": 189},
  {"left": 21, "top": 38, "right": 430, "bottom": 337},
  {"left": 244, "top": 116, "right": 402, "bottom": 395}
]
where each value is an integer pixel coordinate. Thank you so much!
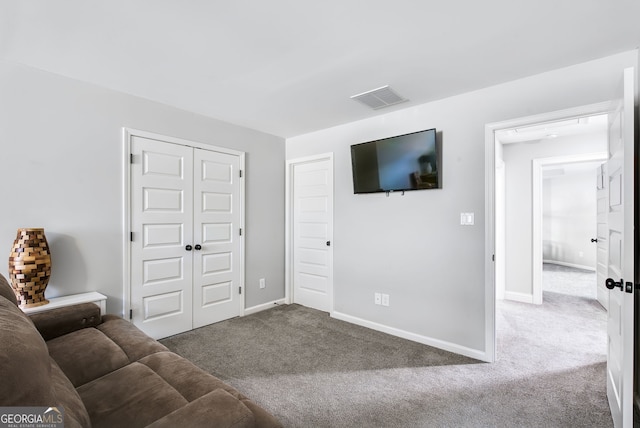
[
  {"left": 542, "top": 262, "right": 597, "bottom": 299},
  {"left": 161, "top": 264, "right": 610, "bottom": 427}
]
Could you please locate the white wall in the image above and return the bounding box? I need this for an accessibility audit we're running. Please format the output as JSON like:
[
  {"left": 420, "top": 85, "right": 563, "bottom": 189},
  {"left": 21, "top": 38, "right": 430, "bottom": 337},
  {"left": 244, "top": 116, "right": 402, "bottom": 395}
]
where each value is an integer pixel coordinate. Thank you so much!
[
  {"left": 286, "top": 51, "right": 637, "bottom": 358},
  {"left": 543, "top": 169, "right": 599, "bottom": 270},
  {"left": 0, "top": 60, "right": 285, "bottom": 315},
  {"left": 503, "top": 132, "right": 606, "bottom": 297}
]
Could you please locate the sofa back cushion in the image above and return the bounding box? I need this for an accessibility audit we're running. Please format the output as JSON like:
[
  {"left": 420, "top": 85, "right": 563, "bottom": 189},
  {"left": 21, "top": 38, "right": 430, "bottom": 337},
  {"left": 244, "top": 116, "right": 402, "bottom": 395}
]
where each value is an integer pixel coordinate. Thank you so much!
[
  {"left": 0, "top": 283, "right": 92, "bottom": 427},
  {"left": 47, "top": 328, "right": 130, "bottom": 387},
  {"left": 0, "top": 297, "right": 53, "bottom": 406},
  {"left": 50, "top": 358, "right": 92, "bottom": 428},
  {"left": 0, "top": 273, "right": 18, "bottom": 306}
]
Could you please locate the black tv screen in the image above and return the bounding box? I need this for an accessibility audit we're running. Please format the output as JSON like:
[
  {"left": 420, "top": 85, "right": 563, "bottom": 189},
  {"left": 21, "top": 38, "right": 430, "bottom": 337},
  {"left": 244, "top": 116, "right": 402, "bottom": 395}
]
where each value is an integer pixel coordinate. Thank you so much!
[{"left": 350, "top": 128, "right": 439, "bottom": 194}]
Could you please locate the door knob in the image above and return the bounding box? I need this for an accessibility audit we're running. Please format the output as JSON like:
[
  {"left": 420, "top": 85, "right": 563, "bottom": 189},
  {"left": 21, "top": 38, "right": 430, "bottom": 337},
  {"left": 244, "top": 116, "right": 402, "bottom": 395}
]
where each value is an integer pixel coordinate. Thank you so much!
[
  {"left": 185, "top": 245, "right": 193, "bottom": 251},
  {"left": 326, "top": 241, "right": 331, "bottom": 246},
  {"left": 605, "top": 278, "right": 623, "bottom": 291},
  {"left": 590, "top": 238, "right": 598, "bottom": 243},
  {"left": 194, "top": 244, "right": 202, "bottom": 250}
]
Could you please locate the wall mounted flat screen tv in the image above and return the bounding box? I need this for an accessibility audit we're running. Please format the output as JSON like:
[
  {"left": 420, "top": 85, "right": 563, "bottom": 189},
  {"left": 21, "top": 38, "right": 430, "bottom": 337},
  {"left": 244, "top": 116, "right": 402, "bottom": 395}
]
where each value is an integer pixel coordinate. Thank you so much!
[{"left": 350, "top": 128, "right": 439, "bottom": 194}]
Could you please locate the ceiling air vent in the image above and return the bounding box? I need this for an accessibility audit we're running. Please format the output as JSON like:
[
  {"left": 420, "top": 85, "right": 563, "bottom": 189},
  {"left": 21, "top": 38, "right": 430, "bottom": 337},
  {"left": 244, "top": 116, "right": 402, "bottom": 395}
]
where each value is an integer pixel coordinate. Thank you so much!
[{"left": 350, "top": 85, "right": 408, "bottom": 110}]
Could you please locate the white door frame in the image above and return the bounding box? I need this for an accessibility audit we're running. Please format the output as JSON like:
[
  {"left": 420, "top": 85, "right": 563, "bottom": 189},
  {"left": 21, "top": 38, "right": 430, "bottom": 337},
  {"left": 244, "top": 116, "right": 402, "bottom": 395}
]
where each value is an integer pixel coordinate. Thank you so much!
[
  {"left": 285, "top": 153, "right": 334, "bottom": 313},
  {"left": 122, "top": 128, "right": 246, "bottom": 321},
  {"left": 484, "top": 101, "right": 612, "bottom": 362}
]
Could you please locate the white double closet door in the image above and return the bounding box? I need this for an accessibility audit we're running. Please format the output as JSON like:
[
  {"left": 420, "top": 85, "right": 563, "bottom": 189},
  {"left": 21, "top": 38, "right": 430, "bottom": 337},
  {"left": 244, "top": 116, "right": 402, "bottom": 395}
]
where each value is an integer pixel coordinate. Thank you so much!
[{"left": 129, "top": 134, "right": 243, "bottom": 339}]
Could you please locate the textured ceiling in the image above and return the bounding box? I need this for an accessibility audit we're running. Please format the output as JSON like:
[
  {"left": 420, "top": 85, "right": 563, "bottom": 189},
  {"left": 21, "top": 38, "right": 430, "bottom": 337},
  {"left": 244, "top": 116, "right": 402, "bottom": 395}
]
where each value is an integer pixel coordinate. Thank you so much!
[{"left": 2, "top": 1, "right": 640, "bottom": 137}]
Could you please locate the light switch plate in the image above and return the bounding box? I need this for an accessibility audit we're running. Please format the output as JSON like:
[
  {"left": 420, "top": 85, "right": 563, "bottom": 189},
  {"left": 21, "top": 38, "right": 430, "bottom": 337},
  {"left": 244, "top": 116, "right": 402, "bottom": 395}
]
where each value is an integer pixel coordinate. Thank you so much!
[{"left": 460, "top": 212, "right": 474, "bottom": 225}]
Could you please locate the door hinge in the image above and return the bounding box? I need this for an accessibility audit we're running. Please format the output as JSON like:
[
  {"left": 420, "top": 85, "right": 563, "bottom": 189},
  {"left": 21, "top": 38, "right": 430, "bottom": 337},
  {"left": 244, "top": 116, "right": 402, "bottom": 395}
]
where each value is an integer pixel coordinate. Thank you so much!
[
  {"left": 130, "top": 153, "right": 134, "bottom": 164},
  {"left": 130, "top": 232, "right": 134, "bottom": 242},
  {"left": 239, "top": 286, "right": 242, "bottom": 295},
  {"left": 239, "top": 170, "right": 243, "bottom": 178},
  {"left": 129, "top": 309, "right": 133, "bottom": 320},
  {"left": 239, "top": 228, "right": 242, "bottom": 236},
  {"left": 492, "top": 254, "right": 495, "bottom": 262}
]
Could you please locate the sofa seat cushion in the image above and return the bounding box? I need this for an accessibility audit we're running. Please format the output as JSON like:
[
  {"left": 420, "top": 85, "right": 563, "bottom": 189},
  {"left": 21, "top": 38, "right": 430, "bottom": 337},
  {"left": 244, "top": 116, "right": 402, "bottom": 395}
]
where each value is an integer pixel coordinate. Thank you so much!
[
  {"left": 47, "top": 328, "right": 130, "bottom": 387},
  {"left": 139, "top": 352, "right": 282, "bottom": 427},
  {"left": 47, "top": 317, "right": 169, "bottom": 388},
  {"left": 77, "top": 361, "right": 189, "bottom": 428},
  {"left": 138, "top": 351, "right": 244, "bottom": 402},
  {"left": 146, "top": 389, "right": 255, "bottom": 428},
  {"left": 97, "top": 316, "right": 169, "bottom": 361}
]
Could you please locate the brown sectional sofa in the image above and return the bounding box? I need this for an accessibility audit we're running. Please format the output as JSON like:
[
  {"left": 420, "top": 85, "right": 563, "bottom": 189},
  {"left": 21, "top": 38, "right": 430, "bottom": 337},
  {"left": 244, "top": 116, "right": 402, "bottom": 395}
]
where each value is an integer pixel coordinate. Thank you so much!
[{"left": 0, "top": 274, "right": 281, "bottom": 428}]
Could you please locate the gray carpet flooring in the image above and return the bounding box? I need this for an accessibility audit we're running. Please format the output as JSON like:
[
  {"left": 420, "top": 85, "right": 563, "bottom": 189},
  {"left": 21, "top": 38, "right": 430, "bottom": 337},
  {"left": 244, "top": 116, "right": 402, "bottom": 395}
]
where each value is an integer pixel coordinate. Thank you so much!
[
  {"left": 542, "top": 262, "right": 597, "bottom": 299},
  {"left": 161, "top": 266, "right": 610, "bottom": 427}
]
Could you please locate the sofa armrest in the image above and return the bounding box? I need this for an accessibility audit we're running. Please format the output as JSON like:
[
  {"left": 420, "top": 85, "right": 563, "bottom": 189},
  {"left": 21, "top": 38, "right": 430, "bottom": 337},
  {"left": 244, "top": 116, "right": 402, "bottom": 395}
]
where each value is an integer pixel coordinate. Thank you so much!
[
  {"left": 146, "top": 389, "right": 257, "bottom": 428},
  {"left": 29, "top": 303, "right": 102, "bottom": 341}
]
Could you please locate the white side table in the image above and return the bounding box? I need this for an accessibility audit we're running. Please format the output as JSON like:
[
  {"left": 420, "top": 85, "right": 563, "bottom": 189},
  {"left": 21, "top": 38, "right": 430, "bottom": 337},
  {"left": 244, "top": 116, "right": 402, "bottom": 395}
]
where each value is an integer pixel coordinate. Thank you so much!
[{"left": 21, "top": 292, "right": 107, "bottom": 315}]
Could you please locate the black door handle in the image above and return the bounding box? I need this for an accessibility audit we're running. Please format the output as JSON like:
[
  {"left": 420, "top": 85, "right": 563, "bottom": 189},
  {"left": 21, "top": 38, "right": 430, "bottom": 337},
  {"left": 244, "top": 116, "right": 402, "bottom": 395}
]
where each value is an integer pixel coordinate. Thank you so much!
[
  {"left": 590, "top": 238, "right": 598, "bottom": 243},
  {"left": 326, "top": 241, "right": 331, "bottom": 246},
  {"left": 605, "top": 278, "right": 623, "bottom": 290},
  {"left": 185, "top": 245, "right": 193, "bottom": 251},
  {"left": 194, "top": 244, "right": 202, "bottom": 250}
]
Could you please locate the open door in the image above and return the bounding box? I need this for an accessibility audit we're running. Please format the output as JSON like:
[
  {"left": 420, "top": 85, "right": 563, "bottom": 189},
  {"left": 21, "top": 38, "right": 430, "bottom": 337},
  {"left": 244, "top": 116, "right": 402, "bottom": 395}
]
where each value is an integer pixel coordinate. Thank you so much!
[
  {"left": 289, "top": 154, "right": 334, "bottom": 313},
  {"left": 596, "top": 163, "right": 609, "bottom": 310},
  {"left": 605, "top": 67, "right": 635, "bottom": 428}
]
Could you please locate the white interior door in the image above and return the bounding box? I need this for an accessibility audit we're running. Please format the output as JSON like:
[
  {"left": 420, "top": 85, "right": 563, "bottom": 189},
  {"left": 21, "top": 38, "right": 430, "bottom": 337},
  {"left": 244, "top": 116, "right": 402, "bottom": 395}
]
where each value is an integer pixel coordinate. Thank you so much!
[
  {"left": 292, "top": 156, "right": 333, "bottom": 312},
  {"left": 130, "top": 136, "right": 194, "bottom": 339},
  {"left": 596, "top": 163, "right": 609, "bottom": 310},
  {"left": 129, "top": 132, "right": 244, "bottom": 339},
  {"left": 192, "top": 148, "right": 242, "bottom": 328},
  {"left": 605, "top": 67, "right": 635, "bottom": 428}
]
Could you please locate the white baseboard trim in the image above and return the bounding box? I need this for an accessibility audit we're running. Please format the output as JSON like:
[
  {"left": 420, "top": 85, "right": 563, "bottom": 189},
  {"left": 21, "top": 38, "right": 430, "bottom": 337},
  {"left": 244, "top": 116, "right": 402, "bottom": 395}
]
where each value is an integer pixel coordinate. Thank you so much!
[
  {"left": 503, "top": 291, "right": 534, "bottom": 304},
  {"left": 542, "top": 260, "right": 595, "bottom": 272},
  {"left": 331, "top": 311, "right": 490, "bottom": 362},
  {"left": 244, "top": 299, "right": 286, "bottom": 316}
]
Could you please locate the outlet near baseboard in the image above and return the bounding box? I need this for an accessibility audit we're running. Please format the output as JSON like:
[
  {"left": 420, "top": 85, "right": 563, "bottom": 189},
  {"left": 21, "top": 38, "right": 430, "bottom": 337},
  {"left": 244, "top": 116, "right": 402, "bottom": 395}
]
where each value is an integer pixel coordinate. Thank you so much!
[
  {"left": 381, "top": 293, "right": 389, "bottom": 307},
  {"left": 259, "top": 278, "right": 266, "bottom": 289},
  {"left": 374, "top": 292, "right": 389, "bottom": 306}
]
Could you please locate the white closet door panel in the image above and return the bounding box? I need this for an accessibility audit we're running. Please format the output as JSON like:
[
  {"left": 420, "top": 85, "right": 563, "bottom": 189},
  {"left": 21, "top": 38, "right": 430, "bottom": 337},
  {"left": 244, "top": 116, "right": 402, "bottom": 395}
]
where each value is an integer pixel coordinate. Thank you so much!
[
  {"left": 131, "top": 136, "right": 193, "bottom": 339},
  {"left": 192, "top": 148, "right": 242, "bottom": 328}
]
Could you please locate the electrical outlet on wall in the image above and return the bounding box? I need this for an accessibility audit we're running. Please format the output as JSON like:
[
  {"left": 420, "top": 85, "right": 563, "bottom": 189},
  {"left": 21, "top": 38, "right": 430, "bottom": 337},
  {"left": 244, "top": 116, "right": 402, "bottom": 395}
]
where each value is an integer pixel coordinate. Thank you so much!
[
  {"left": 259, "top": 278, "right": 266, "bottom": 289},
  {"left": 374, "top": 293, "right": 381, "bottom": 305},
  {"left": 381, "top": 294, "right": 390, "bottom": 307}
]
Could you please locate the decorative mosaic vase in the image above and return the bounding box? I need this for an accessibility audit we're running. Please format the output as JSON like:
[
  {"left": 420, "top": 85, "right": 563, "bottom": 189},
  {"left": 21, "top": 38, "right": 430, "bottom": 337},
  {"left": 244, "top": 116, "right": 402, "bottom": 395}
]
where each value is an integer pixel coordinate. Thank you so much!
[{"left": 8, "top": 228, "right": 51, "bottom": 308}]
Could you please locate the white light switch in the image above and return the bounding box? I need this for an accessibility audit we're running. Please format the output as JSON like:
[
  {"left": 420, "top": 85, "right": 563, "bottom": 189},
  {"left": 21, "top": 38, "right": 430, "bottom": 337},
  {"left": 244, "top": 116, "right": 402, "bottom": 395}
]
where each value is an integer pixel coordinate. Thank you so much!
[{"left": 460, "top": 212, "right": 474, "bottom": 225}]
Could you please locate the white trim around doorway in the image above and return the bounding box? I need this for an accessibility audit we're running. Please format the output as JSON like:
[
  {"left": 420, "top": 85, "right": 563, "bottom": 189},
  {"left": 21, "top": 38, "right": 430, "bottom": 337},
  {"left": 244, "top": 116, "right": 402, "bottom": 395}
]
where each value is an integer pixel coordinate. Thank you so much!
[{"left": 484, "top": 100, "right": 613, "bottom": 363}]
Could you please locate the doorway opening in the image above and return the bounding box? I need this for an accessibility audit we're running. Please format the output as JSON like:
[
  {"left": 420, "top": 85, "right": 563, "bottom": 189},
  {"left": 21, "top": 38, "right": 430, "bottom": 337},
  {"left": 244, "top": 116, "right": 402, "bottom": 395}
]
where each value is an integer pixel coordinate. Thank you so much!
[
  {"left": 533, "top": 153, "right": 608, "bottom": 305},
  {"left": 538, "top": 157, "right": 607, "bottom": 305},
  {"left": 484, "top": 101, "right": 613, "bottom": 362},
  {"left": 494, "top": 113, "right": 608, "bottom": 305},
  {"left": 491, "top": 111, "right": 611, "bottom": 383}
]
